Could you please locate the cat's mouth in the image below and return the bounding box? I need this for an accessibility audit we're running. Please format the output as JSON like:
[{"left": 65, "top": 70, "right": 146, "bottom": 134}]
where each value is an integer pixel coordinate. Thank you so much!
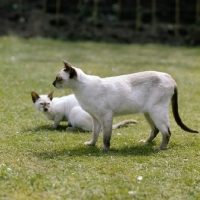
[
  {"left": 52, "top": 80, "right": 63, "bottom": 89},
  {"left": 44, "top": 109, "right": 48, "bottom": 112}
]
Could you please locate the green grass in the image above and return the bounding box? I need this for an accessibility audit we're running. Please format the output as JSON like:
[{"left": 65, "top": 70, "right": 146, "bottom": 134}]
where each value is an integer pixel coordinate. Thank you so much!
[{"left": 0, "top": 36, "right": 200, "bottom": 200}]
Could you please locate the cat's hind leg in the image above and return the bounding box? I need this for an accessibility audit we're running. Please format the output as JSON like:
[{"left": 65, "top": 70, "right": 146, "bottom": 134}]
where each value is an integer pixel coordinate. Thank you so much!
[
  {"left": 140, "top": 113, "right": 159, "bottom": 143},
  {"left": 149, "top": 108, "right": 171, "bottom": 150}
]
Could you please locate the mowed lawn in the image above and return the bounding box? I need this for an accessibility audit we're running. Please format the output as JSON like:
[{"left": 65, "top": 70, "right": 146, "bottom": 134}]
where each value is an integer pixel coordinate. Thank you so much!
[{"left": 0, "top": 36, "right": 200, "bottom": 200}]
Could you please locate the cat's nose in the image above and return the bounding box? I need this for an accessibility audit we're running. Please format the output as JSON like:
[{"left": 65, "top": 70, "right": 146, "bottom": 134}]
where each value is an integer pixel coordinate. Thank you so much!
[
  {"left": 52, "top": 80, "right": 56, "bottom": 87},
  {"left": 44, "top": 108, "right": 48, "bottom": 112}
]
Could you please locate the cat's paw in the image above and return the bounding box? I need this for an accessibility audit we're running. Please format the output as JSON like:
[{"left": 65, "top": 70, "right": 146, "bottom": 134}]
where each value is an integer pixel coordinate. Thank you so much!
[
  {"left": 100, "top": 146, "right": 110, "bottom": 151},
  {"left": 50, "top": 123, "right": 57, "bottom": 129},
  {"left": 139, "top": 139, "right": 147, "bottom": 143},
  {"left": 84, "top": 141, "right": 96, "bottom": 146},
  {"left": 158, "top": 145, "right": 167, "bottom": 150}
]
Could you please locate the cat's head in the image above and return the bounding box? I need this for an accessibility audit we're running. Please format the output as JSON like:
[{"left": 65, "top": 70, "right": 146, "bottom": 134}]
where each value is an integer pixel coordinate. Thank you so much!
[
  {"left": 52, "top": 60, "right": 77, "bottom": 89},
  {"left": 31, "top": 91, "right": 54, "bottom": 113}
]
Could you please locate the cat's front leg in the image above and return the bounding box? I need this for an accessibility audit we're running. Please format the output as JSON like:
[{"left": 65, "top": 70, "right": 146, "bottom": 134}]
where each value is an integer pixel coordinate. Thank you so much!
[
  {"left": 50, "top": 122, "right": 58, "bottom": 129},
  {"left": 50, "top": 115, "right": 63, "bottom": 129},
  {"left": 84, "top": 117, "right": 101, "bottom": 146}
]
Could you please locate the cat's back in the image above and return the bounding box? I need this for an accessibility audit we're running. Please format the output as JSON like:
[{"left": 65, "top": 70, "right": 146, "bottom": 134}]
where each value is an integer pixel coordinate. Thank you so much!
[
  {"left": 52, "top": 94, "right": 74, "bottom": 102},
  {"left": 102, "top": 71, "right": 176, "bottom": 88},
  {"left": 59, "top": 94, "right": 79, "bottom": 105},
  {"left": 52, "top": 94, "right": 80, "bottom": 111}
]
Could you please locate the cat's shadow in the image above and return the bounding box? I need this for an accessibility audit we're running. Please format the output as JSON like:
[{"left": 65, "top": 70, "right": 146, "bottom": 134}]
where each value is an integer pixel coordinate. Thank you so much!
[
  {"left": 28, "top": 125, "right": 158, "bottom": 158},
  {"left": 26, "top": 124, "right": 88, "bottom": 133},
  {"left": 33, "top": 142, "right": 158, "bottom": 159}
]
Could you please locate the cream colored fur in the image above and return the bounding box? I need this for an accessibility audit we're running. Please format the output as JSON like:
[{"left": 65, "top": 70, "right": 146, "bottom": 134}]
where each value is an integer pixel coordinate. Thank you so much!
[
  {"left": 31, "top": 91, "right": 136, "bottom": 131},
  {"left": 52, "top": 61, "right": 198, "bottom": 150}
]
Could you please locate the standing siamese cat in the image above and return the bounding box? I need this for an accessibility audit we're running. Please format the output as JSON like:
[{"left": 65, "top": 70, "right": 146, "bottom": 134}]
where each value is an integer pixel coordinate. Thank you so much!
[
  {"left": 52, "top": 60, "right": 198, "bottom": 150},
  {"left": 31, "top": 91, "right": 137, "bottom": 131}
]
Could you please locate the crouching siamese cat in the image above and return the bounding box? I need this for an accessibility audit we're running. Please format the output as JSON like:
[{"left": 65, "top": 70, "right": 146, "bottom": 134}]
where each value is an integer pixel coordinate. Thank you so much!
[
  {"left": 52, "top": 60, "right": 198, "bottom": 150},
  {"left": 31, "top": 91, "right": 137, "bottom": 131}
]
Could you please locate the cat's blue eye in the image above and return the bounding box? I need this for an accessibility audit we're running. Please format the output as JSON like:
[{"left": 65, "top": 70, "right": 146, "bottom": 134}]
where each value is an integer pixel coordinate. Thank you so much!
[{"left": 40, "top": 103, "right": 43, "bottom": 105}]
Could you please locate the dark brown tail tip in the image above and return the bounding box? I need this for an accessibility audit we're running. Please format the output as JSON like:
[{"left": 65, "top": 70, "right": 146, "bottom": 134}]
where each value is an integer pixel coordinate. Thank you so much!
[
  {"left": 187, "top": 129, "right": 199, "bottom": 133},
  {"left": 184, "top": 128, "right": 198, "bottom": 134}
]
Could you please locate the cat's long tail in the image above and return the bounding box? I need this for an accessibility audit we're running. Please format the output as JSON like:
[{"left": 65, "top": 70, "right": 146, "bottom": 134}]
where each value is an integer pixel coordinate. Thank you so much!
[
  {"left": 112, "top": 119, "right": 137, "bottom": 130},
  {"left": 171, "top": 86, "right": 198, "bottom": 133}
]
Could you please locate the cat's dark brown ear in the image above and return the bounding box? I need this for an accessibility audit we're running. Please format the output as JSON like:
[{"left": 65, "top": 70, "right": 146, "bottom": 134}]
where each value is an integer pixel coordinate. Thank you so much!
[
  {"left": 63, "top": 60, "right": 77, "bottom": 79},
  {"left": 31, "top": 91, "right": 40, "bottom": 103},
  {"left": 48, "top": 91, "right": 54, "bottom": 101}
]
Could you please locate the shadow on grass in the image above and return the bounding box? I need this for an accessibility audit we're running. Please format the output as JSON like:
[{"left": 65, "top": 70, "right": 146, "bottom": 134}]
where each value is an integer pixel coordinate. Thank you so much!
[
  {"left": 33, "top": 142, "right": 158, "bottom": 160},
  {"left": 27, "top": 125, "right": 159, "bottom": 158},
  {"left": 24, "top": 125, "right": 89, "bottom": 133}
]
